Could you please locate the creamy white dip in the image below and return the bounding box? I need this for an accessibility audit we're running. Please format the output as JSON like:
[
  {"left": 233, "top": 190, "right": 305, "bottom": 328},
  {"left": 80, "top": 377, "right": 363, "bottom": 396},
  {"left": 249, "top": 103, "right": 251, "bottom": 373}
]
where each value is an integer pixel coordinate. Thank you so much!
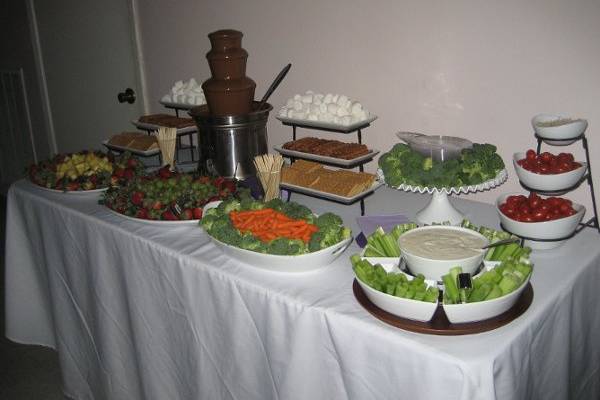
[{"left": 399, "top": 228, "right": 487, "bottom": 260}]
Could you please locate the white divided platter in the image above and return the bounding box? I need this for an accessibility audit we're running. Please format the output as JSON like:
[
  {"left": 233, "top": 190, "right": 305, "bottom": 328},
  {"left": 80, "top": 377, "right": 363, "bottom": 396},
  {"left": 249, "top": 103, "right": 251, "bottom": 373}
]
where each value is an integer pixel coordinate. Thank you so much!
[
  {"left": 277, "top": 114, "right": 377, "bottom": 132},
  {"left": 355, "top": 274, "right": 439, "bottom": 322},
  {"left": 280, "top": 180, "right": 383, "bottom": 204},
  {"left": 102, "top": 140, "right": 160, "bottom": 156},
  {"left": 273, "top": 145, "right": 380, "bottom": 167},
  {"left": 106, "top": 208, "right": 201, "bottom": 225},
  {"left": 208, "top": 236, "right": 352, "bottom": 273},
  {"left": 131, "top": 120, "right": 198, "bottom": 134},
  {"left": 442, "top": 263, "right": 533, "bottom": 323},
  {"left": 29, "top": 180, "right": 108, "bottom": 195}
]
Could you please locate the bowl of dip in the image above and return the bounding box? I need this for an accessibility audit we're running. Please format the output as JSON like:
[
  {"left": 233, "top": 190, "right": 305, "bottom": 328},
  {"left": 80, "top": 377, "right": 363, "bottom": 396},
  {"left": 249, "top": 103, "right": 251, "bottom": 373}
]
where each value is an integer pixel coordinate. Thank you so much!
[
  {"left": 532, "top": 113, "right": 588, "bottom": 146},
  {"left": 398, "top": 226, "right": 488, "bottom": 281}
]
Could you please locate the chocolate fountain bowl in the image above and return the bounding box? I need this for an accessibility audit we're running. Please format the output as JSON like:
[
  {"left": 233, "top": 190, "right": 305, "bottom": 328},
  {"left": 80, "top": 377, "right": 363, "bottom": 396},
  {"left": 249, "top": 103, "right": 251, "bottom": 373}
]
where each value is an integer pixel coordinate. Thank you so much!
[{"left": 190, "top": 102, "right": 272, "bottom": 180}]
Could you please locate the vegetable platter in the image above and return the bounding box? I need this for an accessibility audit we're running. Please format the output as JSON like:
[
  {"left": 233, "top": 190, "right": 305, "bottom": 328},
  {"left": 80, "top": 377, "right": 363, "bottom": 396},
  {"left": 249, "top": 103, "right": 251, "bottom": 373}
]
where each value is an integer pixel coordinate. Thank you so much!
[{"left": 201, "top": 198, "right": 352, "bottom": 272}]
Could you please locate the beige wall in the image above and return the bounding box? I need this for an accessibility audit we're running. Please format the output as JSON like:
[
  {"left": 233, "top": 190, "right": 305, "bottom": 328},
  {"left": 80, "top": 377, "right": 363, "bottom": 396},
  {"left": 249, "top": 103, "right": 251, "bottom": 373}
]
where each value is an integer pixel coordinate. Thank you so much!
[{"left": 137, "top": 0, "right": 600, "bottom": 211}]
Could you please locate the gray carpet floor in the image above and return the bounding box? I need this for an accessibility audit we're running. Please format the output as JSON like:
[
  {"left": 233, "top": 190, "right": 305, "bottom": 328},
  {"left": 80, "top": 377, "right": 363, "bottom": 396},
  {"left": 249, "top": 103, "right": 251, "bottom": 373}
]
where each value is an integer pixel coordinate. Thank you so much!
[{"left": 0, "top": 195, "right": 65, "bottom": 399}]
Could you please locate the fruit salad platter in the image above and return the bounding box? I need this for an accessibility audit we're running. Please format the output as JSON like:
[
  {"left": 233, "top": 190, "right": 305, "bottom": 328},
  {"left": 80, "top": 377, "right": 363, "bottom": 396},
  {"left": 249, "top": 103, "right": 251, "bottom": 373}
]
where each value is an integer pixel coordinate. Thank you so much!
[
  {"left": 201, "top": 198, "right": 352, "bottom": 272},
  {"left": 28, "top": 151, "right": 143, "bottom": 194},
  {"left": 101, "top": 166, "right": 237, "bottom": 224}
]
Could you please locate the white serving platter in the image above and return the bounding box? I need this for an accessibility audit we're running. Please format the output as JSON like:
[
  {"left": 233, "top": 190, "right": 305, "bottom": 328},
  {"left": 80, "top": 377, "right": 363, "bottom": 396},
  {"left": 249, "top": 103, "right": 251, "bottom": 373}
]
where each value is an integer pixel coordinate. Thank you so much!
[
  {"left": 131, "top": 120, "right": 197, "bottom": 134},
  {"left": 273, "top": 145, "right": 379, "bottom": 167},
  {"left": 102, "top": 140, "right": 160, "bottom": 157},
  {"left": 29, "top": 180, "right": 108, "bottom": 195},
  {"left": 106, "top": 207, "right": 201, "bottom": 225},
  {"left": 280, "top": 180, "right": 383, "bottom": 204},
  {"left": 276, "top": 114, "right": 377, "bottom": 132}
]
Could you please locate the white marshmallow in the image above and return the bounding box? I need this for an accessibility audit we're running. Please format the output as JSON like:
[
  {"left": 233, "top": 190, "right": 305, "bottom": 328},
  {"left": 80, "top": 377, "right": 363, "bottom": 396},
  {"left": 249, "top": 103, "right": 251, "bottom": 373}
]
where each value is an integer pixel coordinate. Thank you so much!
[
  {"left": 340, "top": 115, "right": 352, "bottom": 125},
  {"left": 287, "top": 109, "right": 295, "bottom": 118},
  {"left": 294, "top": 94, "right": 301, "bottom": 100},
  {"left": 351, "top": 101, "right": 363, "bottom": 115},
  {"left": 302, "top": 94, "right": 313, "bottom": 103},
  {"left": 336, "top": 95, "right": 348, "bottom": 107},
  {"left": 305, "top": 90, "right": 314, "bottom": 95},
  {"left": 161, "top": 94, "right": 171, "bottom": 102},
  {"left": 313, "top": 97, "right": 322, "bottom": 105},
  {"left": 308, "top": 113, "right": 319, "bottom": 121},
  {"left": 332, "top": 94, "right": 339, "bottom": 103},
  {"left": 279, "top": 108, "right": 287, "bottom": 117},
  {"left": 319, "top": 103, "right": 328, "bottom": 113},
  {"left": 327, "top": 103, "right": 338, "bottom": 114},
  {"left": 309, "top": 104, "right": 320, "bottom": 114},
  {"left": 336, "top": 107, "right": 349, "bottom": 117},
  {"left": 286, "top": 98, "right": 295, "bottom": 107},
  {"left": 293, "top": 101, "right": 303, "bottom": 111},
  {"left": 333, "top": 116, "right": 340, "bottom": 124},
  {"left": 323, "top": 93, "right": 333, "bottom": 104}
]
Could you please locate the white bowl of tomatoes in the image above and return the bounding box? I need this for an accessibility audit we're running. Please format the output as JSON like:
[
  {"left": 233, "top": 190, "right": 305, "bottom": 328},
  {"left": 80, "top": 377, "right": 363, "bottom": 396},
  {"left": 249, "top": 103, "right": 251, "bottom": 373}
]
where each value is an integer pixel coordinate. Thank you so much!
[
  {"left": 532, "top": 113, "right": 588, "bottom": 146},
  {"left": 496, "top": 193, "right": 585, "bottom": 247},
  {"left": 513, "top": 151, "right": 587, "bottom": 193}
]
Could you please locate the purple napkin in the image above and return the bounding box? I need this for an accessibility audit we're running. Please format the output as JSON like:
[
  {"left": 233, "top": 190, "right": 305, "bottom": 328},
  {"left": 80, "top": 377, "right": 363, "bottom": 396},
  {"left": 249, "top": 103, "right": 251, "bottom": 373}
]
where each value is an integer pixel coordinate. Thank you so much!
[{"left": 355, "top": 214, "right": 410, "bottom": 248}]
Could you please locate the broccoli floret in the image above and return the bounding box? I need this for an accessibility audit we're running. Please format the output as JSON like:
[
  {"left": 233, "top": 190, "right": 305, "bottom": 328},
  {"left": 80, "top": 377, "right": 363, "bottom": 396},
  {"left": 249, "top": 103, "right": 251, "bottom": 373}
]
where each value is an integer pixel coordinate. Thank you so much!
[
  {"left": 287, "top": 239, "right": 307, "bottom": 255},
  {"left": 308, "top": 231, "right": 326, "bottom": 252},
  {"left": 200, "top": 214, "right": 219, "bottom": 230},
  {"left": 217, "top": 198, "right": 241, "bottom": 214},
  {"left": 211, "top": 224, "right": 242, "bottom": 246},
  {"left": 203, "top": 207, "right": 219, "bottom": 217},
  {"left": 264, "top": 198, "right": 286, "bottom": 211},
  {"left": 239, "top": 234, "right": 266, "bottom": 252},
  {"left": 282, "top": 202, "right": 313, "bottom": 221},
  {"left": 460, "top": 143, "right": 505, "bottom": 184},
  {"left": 210, "top": 214, "right": 233, "bottom": 232},
  {"left": 267, "top": 238, "right": 293, "bottom": 255},
  {"left": 240, "top": 197, "right": 264, "bottom": 211},
  {"left": 423, "top": 157, "right": 433, "bottom": 171},
  {"left": 308, "top": 224, "right": 351, "bottom": 252},
  {"left": 315, "top": 212, "right": 343, "bottom": 229}
]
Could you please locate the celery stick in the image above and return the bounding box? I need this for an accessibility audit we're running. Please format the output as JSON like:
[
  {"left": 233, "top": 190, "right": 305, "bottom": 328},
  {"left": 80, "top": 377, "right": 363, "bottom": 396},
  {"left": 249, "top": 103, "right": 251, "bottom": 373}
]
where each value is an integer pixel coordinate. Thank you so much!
[
  {"left": 424, "top": 287, "right": 439, "bottom": 303},
  {"left": 385, "top": 282, "right": 396, "bottom": 295},
  {"left": 442, "top": 273, "right": 460, "bottom": 304},
  {"left": 469, "top": 283, "right": 493, "bottom": 302},
  {"left": 413, "top": 292, "right": 426, "bottom": 301},
  {"left": 363, "top": 246, "right": 386, "bottom": 257},
  {"left": 484, "top": 285, "right": 503, "bottom": 300},
  {"left": 498, "top": 273, "right": 520, "bottom": 294},
  {"left": 394, "top": 283, "right": 407, "bottom": 298}
]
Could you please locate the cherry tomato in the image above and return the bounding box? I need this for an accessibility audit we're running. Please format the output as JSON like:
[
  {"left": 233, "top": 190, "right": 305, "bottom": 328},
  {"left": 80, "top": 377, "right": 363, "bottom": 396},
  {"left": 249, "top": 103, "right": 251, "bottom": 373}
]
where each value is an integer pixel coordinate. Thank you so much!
[{"left": 526, "top": 149, "right": 537, "bottom": 161}]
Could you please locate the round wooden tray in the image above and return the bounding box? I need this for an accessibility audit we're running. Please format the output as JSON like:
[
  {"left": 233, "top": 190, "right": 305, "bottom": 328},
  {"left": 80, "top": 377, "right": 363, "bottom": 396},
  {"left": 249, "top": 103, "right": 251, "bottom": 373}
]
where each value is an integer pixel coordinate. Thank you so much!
[{"left": 353, "top": 279, "right": 533, "bottom": 335}]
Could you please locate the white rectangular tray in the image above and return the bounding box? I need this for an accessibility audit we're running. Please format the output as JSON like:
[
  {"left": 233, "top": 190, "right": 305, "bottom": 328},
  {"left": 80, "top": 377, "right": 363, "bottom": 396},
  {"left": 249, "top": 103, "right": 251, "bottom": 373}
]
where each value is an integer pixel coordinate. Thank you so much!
[
  {"left": 276, "top": 114, "right": 377, "bottom": 132},
  {"left": 102, "top": 140, "right": 160, "bottom": 156},
  {"left": 131, "top": 120, "right": 198, "bottom": 134},
  {"left": 274, "top": 145, "right": 379, "bottom": 167},
  {"left": 280, "top": 180, "right": 383, "bottom": 204}
]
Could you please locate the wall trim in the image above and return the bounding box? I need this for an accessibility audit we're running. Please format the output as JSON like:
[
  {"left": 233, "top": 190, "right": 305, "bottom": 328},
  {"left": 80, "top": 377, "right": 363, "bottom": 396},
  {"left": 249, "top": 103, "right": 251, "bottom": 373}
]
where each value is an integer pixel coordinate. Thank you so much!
[{"left": 26, "top": 0, "right": 58, "bottom": 155}]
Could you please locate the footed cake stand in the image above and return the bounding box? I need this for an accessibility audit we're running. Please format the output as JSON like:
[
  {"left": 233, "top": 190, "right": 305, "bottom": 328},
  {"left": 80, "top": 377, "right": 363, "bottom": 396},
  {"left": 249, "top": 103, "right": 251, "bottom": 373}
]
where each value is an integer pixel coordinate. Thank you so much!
[{"left": 379, "top": 169, "right": 508, "bottom": 225}]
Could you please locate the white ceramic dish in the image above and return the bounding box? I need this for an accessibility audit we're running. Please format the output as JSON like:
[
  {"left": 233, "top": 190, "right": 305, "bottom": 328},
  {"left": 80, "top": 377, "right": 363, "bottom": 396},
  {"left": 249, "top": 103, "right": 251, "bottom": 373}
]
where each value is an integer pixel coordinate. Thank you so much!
[
  {"left": 531, "top": 113, "right": 588, "bottom": 146},
  {"left": 102, "top": 140, "right": 160, "bottom": 157},
  {"left": 273, "top": 145, "right": 380, "bottom": 167},
  {"left": 513, "top": 152, "right": 587, "bottom": 193},
  {"left": 442, "top": 264, "right": 532, "bottom": 323},
  {"left": 496, "top": 193, "right": 585, "bottom": 242},
  {"left": 399, "top": 226, "right": 489, "bottom": 281},
  {"left": 106, "top": 208, "right": 201, "bottom": 225},
  {"left": 277, "top": 114, "right": 377, "bottom": 132},
  {"left": 359, "top": 248, "right": 401, "bottom": 272},
  {"left": 30, "top": 180, "right": 108, "bottom": 195},
  {"left": 280, "top": 180, "right": 383, "bottom": 204},
  {"left": 202, "top": 201, "right": 353, "bottom": 273},
  {"left": 131, "top": 120, "right": 197, "bottom": 134},
  {"left": 355, "top": 275, "right": 438, "bottom": 322},
  {"left": 209, "top": 236, "right": 352, "bottom": 273}
]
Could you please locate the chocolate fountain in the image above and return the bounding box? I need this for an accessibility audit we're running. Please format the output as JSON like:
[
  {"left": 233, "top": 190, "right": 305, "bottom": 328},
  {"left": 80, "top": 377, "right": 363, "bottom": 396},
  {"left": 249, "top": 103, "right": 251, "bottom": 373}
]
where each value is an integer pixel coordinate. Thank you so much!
[{"left": 191, "top": 29, "right": 272, "bottom": 180}]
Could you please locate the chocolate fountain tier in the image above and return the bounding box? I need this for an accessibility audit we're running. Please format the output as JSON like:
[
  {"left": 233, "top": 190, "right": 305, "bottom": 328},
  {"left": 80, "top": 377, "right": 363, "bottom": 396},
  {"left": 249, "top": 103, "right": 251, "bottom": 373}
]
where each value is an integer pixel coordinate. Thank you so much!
[
  {"left": 202, "top": 77, "right": 256, "bottom": 117},
  {"left": 207, "top": 29, "right": 243, "bottom": 53}
]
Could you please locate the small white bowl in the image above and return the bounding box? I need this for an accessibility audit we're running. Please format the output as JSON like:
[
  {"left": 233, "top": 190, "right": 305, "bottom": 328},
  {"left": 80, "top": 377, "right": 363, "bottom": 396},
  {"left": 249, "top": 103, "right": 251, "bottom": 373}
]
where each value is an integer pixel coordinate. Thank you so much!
[
  {"left": 442, "top": 265, "right": 532, "bottom": 323},
  {"left": 496, "top": 193, "right": 585, "bottom": 241},
  {"left": 513, "top": 152, "right": 587, "bottom": 193},
  {"left": 399, "top": 226, "right": 488, "bottom": 281},
  {"left": 531, "top": 113, "right": 588, "bottom": 146},
  {"left": 355, "top": 275, "right": 438, "bottom": 322}
]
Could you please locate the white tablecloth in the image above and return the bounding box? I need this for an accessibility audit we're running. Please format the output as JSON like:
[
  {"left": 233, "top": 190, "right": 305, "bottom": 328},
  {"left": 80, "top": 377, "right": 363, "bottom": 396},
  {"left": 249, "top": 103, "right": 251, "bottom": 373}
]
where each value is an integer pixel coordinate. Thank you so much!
[{"left": 5, "top": 180, "right": 600, "bottom": 400}]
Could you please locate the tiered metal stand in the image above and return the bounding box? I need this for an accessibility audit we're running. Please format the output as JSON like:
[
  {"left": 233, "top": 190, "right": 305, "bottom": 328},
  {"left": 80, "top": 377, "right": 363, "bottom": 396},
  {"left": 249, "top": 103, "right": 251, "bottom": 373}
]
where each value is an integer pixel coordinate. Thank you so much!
[
  {"left": 279, "top": 118, "right": 377, "bottom": 215},
  {"left": 501, "top": 132, "right": 599, "bottom": 244}
]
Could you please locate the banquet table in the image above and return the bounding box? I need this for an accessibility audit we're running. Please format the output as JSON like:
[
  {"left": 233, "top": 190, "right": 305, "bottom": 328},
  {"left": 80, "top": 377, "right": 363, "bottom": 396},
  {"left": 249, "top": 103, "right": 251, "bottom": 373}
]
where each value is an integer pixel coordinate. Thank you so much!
[{"left": 5, "top": 179, "right": 600, "bottom": 400}]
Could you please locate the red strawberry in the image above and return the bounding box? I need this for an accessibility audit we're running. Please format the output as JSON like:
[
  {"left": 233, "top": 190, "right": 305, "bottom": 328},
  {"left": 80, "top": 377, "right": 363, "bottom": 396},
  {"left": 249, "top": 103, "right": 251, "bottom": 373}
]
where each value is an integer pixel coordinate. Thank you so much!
[
  {"left": 131, "top": 191, "right": 144, "bottom": 206},
  {"left": 161, "top": 210, "right": 178, "bottom": 221},
  {"left": 192, "top": 207, "right": 203, "bottom": 219},
  {"left": 158, "top": 167, "right": 171, "bottom": 179},
  {"left": 151, "top": 201, "right": 163, "bottom": 210},
  {"left": 66, "top": 182, "right": 80, "bottom": 191},
  {"left": 123, "top": 168, "right": 135, "bottom": 180},
  {"left": 136, "top": 209, "right": 149, "bottom": 219},
  {"left": 181, "top": 209, "right": 193, "bottom": 220},
  {"left": 213, "top": 176, "right": 225, "bottom": 188},
  {"left": 127, "top": 158, "right": 139, "bottom": 168},
  {"left": 113, "top": 168, "right": 125, "bottom": 178},
  {"left": 197, "top": 176, "right": 211, "bottom": 184}
]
